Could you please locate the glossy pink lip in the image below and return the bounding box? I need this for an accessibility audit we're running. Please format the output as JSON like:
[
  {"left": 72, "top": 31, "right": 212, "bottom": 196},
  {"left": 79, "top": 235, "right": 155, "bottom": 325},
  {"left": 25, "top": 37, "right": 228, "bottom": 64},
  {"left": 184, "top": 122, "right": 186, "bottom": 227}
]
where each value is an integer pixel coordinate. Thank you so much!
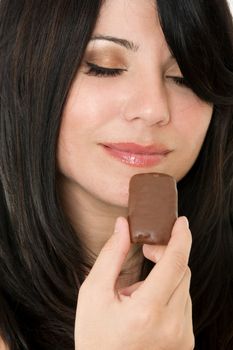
[{"left": 101, "top": 142, "right": 171, "bottom": 168}]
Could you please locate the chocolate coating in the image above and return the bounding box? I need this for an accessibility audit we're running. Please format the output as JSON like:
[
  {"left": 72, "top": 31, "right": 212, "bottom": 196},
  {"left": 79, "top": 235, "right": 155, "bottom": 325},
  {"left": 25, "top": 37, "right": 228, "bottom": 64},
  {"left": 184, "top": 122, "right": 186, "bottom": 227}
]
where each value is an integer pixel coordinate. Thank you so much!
[{"left": 128, "top": 173, "right": 178, "bottom": 245}]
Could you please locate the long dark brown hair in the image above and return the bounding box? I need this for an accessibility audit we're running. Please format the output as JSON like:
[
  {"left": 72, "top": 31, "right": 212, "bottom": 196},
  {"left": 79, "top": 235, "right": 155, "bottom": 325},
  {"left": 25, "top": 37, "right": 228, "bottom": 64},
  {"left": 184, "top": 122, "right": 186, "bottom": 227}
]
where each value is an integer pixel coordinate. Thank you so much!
[{"left": 0, "top": 1, "right": 232, "bottom": 349}]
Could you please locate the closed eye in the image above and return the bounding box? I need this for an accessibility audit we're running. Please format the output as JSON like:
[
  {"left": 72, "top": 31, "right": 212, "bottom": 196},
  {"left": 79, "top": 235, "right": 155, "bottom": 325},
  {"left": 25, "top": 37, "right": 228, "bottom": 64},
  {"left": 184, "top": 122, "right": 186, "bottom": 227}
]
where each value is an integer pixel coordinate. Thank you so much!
[
  {"left": 84, "top": 62, "right": 190, "bottom": 88},
  {"left": 166, "top": 76, "right": 190, "bottom": 88},
  {"left": 85, "top": 62, "right": 126, "bottom": 77}
]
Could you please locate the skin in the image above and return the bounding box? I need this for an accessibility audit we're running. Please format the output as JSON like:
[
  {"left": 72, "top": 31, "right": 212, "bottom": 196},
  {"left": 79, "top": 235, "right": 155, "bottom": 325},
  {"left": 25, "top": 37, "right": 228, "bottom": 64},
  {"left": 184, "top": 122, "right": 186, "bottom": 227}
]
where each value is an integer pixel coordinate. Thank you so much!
[
  {"left": 0, "top": 338, "right": 8, "bottom": 350},
  {"left": 56, "top": 0, "right": 213, "bottom": 347},
  {"left": 75, "top": 217, "right": 194, "bottom": 350},
  {"left": 57, "top": 0, "right": 213, "bottom": 279}
]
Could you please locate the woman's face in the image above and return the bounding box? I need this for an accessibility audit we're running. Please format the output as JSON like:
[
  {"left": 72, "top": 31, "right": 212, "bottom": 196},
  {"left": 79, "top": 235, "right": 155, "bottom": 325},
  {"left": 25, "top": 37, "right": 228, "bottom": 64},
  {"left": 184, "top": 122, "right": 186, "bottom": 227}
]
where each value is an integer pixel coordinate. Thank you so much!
[{"left": 57, "top": 0, "right": 213, "bottom": 208}]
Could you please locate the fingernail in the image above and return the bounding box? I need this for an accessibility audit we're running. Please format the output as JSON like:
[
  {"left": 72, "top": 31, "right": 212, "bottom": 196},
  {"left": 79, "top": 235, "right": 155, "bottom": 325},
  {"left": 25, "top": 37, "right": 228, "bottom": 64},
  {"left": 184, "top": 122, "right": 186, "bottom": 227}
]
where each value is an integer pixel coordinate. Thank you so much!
[
  {"left": 182, "top": 216, "right": 189, "bottom": 229},
  {"left": 114, "top": 217, "right": 124, "bottom": 234}
]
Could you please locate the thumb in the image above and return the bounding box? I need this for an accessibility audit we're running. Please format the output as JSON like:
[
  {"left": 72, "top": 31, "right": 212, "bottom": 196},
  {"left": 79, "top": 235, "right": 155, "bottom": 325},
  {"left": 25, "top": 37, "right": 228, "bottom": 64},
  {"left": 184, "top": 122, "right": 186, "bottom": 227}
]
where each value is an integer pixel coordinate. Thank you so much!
[{"left": 87, "top": 217, "right": 131, "bottom": 291}]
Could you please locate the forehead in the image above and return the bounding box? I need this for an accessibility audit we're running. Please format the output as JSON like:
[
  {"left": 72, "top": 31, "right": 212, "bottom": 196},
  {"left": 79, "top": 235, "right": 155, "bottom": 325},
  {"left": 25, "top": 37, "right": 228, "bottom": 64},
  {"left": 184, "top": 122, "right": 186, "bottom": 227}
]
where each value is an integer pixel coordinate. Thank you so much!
[
  {"left": 92, "top": 0, "right": 170, "bottom": 58},
  {"left": 95, "top": 0, "right": 159, "bottom": 36}
]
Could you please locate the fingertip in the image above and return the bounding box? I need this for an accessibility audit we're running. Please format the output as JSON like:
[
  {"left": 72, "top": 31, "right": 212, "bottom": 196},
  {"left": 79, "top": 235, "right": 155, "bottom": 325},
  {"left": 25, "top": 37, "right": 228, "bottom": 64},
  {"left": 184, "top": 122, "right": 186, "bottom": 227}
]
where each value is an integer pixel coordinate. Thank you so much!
[
  {"left": 181, "top": 216, "right": 189, "bottom": 229},
  {"left": 114, "top": 216, "right": 129, "bottom": 234},
  {"left": 113, "top": 216, "right": 131, "bottom": 251},
  {"left": 169, "top": 216, "right": 192, "bottom": 248},
  {"left": 173, "top": 216, "right": 189, "bottom": 232},
  {"left": 88, "top": 217, "right": 131, "bottom": 290}
]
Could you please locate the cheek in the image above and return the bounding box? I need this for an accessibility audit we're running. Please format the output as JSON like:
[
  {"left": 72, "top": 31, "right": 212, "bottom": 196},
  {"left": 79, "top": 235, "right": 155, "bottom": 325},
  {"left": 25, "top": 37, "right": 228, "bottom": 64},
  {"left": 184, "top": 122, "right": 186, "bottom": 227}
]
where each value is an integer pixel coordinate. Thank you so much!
[
  {"left": 184, "top": 110, "right": 212, "bottom": 149},
  {"left": 169, "top": 88, "right": 213, "bottom": 141},
  {"left": 56, "top": 80, "right": 119, "bottom": 175},
  {"left": 170, "top": 98, "right": 212, "bottom": 180},
  {"left": 66, "top": 79, "right": 122, "bottom": 130},
  {"left": 58, "top": 84, "right": 117, "bottom": 151}
]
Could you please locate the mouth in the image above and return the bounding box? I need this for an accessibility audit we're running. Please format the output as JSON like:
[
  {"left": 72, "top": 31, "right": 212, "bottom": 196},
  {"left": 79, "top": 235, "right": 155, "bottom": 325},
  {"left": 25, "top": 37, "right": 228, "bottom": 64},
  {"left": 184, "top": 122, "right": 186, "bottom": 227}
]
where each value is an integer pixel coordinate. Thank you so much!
[{"left": 100, "top": 142, "right": 172, "bottom": 168}]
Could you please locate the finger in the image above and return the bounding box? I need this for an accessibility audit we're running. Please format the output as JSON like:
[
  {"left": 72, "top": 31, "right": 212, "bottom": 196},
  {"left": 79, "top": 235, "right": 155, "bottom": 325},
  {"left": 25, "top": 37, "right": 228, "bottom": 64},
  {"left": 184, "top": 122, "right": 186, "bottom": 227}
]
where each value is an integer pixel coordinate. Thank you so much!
[
  {"left": 185, "top": 295, "right": 194, "bottom": 344},
  {"left": 143, "top": 244, "right": 166, "bottom": 263},
  {"left": 87, "top": 217, "right": 131, "bottom": 291},
  {"left": 185, "top": 295, "right": 193, "bottom": 322},
  {"left": 135, "top": 216, "right": 192, "bottom": 306},
  {"left": 168, "top": 267, "right": 192, "bottom": 315},
  {"left": 118, "top": 281, "right": 143, "bottom": 297}
]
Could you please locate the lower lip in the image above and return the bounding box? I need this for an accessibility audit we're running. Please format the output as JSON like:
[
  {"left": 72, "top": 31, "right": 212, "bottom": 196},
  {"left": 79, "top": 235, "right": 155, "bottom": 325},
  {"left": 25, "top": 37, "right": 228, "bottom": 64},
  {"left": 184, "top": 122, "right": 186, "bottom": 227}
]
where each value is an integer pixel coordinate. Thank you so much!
[{"left": 102, "top": 145, "right": 169, "bottom": 168}]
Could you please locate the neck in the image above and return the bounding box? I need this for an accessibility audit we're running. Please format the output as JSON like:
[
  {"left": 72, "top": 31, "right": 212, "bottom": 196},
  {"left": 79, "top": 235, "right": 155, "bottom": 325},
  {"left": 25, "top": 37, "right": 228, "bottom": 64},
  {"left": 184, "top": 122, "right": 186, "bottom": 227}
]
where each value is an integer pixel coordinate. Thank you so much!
[{"left": 57, "top": 174, "right": 144, "bottom": 289}]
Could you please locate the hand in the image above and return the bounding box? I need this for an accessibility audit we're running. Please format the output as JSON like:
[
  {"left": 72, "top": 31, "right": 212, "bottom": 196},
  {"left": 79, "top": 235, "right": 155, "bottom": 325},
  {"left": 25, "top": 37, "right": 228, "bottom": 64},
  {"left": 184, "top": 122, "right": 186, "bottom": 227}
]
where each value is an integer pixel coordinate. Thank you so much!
[{"left": 75, "top": 216, "right": 194, "bottom": 350}]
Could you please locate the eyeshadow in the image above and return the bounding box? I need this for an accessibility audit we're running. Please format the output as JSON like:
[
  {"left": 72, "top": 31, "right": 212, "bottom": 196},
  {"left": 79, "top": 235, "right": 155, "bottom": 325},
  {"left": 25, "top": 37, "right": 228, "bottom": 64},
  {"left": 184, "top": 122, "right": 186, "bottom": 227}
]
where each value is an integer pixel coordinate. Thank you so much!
[{"left": 84, "top": 47, "right": 127, "bottom": 68}]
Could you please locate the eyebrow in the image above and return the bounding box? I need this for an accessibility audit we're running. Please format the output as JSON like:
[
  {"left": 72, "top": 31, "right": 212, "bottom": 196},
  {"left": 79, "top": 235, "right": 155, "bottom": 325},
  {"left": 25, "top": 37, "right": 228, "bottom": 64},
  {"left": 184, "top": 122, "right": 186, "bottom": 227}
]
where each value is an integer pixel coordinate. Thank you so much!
[
  {"left": 90, "top": 35, "right": 139, "bottom": 52},
  {"left": 89, "top": 35, "right": 175, "bottom": 62}
]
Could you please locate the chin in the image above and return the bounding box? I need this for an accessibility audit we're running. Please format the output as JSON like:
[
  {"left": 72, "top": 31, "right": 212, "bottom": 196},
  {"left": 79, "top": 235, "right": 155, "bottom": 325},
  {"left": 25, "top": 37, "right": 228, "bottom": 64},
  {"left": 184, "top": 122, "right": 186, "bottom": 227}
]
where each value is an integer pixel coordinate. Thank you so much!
[{"left": 97, "top": 188, "right": 130, "bottom": 209}]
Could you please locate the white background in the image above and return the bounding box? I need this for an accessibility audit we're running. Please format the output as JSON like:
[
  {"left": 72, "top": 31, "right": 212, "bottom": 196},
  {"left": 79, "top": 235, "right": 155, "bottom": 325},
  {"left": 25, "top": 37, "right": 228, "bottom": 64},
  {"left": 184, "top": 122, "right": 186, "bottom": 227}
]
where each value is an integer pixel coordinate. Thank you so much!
[{"left": 229, "top": 0, "right": 233, "bottom": 13}]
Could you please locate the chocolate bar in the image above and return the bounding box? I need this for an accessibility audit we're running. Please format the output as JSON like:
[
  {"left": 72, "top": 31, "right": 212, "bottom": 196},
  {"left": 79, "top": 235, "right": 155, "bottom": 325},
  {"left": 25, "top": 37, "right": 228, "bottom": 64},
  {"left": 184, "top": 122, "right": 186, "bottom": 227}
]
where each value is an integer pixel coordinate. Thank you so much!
[{"left": 128, "top": 173, "right": 178, "bottom": 244}]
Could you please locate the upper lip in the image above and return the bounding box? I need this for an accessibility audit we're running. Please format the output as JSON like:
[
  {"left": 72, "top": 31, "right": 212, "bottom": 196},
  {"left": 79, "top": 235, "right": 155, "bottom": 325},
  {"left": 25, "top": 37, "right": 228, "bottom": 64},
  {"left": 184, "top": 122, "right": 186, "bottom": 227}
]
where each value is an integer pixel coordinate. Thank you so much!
[{"left": 102, "top": 142, "right": 171, "bottom": 155}]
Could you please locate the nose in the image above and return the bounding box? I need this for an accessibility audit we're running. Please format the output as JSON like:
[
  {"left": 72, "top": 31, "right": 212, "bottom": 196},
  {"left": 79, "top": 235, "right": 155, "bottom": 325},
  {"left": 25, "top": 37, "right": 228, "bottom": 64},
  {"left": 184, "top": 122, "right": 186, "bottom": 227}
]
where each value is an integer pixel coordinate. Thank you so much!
[{"left": 122, "top": 76, "right": 171, "bottom": 127}]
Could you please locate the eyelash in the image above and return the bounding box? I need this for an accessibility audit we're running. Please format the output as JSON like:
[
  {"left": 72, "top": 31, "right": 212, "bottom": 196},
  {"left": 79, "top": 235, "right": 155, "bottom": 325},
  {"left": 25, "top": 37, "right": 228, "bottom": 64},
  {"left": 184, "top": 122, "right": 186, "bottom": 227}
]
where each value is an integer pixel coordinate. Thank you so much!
[
  {"left": 85, "top": 62, "right": 125, "bottom": 77},
  {"left": 85, "top": 62, "right": 189, "bottom": 87}
]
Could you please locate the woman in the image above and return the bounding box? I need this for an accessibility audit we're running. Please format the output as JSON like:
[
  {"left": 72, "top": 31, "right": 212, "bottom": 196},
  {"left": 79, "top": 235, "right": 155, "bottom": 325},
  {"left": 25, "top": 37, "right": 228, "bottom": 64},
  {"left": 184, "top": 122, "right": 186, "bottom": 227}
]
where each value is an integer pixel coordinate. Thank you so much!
[{"left": 0, "top": 0, "right": 233, "bottom": 349}]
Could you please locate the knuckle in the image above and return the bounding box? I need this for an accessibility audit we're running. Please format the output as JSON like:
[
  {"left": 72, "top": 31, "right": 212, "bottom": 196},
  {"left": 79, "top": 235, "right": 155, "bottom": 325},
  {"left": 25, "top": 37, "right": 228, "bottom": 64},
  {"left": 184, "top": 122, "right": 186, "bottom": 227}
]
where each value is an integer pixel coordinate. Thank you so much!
[
  {"left": 189, "top": 334, "right": 195, "bottom": 349},
  {"left": 184, "top": 333, "right": 195, "bottom": 350},
  {"left": 138, "top": 309, "right": 153, "bottom": 327},
  {"left": 129, "top": 305, "right": 153, "bottom": 329},
  {"left": 172, "top": 250, "right": 188, "bottom": 273},
  {"left": 169, "top": 320, "right": 183, "bottom": 339},
  {"left": 185, "top": 266, "right": 192, "bottom": 281},
  {"left": 162, "top": 317, "right": 195, "bottom": 349},
  {"left": 164, "top": 320, "right": 187, "bottom": 346},
  {"left": 188, "top": 294, "right": 193, "bottom": 306}
]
